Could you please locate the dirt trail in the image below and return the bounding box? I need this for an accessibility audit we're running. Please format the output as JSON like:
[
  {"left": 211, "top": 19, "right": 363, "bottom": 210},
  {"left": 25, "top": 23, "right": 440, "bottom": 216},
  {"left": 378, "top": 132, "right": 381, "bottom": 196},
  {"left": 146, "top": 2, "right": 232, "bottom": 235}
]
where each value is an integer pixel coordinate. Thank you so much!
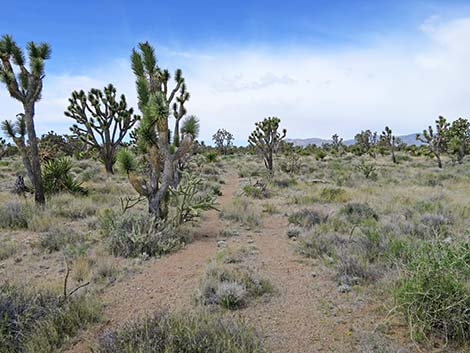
[
  {"left": 65, "top": 173, "right": 239, "bottom": 353},
  {"left": 67, "top": 172, "right": 385, "bottom": 353},
  {"left": 240, "top": 213, "right": 380, "bottom": 353}
]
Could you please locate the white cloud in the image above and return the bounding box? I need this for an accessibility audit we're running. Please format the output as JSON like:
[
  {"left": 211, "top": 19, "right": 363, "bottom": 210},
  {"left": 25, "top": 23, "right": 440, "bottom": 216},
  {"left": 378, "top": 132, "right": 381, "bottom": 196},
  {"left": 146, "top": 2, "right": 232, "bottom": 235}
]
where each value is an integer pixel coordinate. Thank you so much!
[{"left": 2, "top": 16, "right": 470, "bottom": 144}]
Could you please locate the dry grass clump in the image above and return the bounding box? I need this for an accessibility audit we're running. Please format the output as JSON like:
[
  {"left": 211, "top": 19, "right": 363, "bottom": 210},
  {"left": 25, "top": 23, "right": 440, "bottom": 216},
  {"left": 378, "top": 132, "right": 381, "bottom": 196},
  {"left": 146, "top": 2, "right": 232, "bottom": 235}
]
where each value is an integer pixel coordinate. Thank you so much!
[
  {"left": 195, "top": 258, "right": 273, "bottom": 310},
  {"left": 96, "top": 309, "right": 265, "bottom": 353},
  {"left": 220, "top": 196, "right": 262, "bottom": 228},
  {"left": 0, "top": 283, "right": 100, "bottom": 353}
]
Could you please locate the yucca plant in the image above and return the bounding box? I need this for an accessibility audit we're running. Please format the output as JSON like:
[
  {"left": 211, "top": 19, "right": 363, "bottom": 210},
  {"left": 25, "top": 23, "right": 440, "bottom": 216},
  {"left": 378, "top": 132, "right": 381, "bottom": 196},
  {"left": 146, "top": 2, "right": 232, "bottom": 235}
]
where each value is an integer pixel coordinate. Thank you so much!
[{"left": 42, "top": 157, "right": 87, "bottom": 195}]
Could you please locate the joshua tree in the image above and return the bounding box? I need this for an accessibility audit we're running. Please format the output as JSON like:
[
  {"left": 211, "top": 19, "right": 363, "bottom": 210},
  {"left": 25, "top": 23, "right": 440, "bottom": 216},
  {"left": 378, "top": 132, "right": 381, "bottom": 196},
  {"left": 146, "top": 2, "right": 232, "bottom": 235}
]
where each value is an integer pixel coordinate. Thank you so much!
[
  {"left": 446, "top": 117, "right": 470, "bottom": 164},
  {"left": 331, "top": 133, "right": 344, "bottom": 155},
  {"left": 380, "top": 126, "right": 397, "bottom": 163},
  {"left": 0, "top": 35, "right": 50, "bottom": 204},
  {"left": 118, "top": 42, "right": 197, "bottom": 219},
  {"left": 212, "top": 128, "right": 234, "bottom": 154},
  {"left": 65, "top": 84, "right": 139, "bottom": 174},
  {"left": 354, "top": 130, "right": 378, "bottom": 157},
  {"left": 0, "top": 137, "right": 7, "bottom": 159},
  {"left": 248, "top": 117, "right": 286, "bottom": 176},
  {"left": 417, "top": 116, "right": 449, "bottom": 168}
]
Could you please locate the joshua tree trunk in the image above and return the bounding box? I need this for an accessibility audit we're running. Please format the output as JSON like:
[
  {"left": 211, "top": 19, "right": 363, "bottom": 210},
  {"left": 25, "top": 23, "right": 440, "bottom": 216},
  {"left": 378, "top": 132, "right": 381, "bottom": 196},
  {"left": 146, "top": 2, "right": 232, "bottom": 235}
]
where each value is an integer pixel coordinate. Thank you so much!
[
  {"left": 436, "top": 153, "right": 442, "bottom": 168},
  {"left": 24, "top": 104, "right": 45, "bottom": 204},
  {"left": 264, "top": 153, "right": 273, "bottom": 175}
]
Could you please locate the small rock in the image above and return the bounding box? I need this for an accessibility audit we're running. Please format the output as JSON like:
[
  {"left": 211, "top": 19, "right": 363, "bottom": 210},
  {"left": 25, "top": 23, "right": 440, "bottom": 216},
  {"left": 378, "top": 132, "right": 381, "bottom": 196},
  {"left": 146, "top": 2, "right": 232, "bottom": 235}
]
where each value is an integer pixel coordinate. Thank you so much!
[
  {"left": 217, "top": 240, "right": 227, "bottom": 248},
  {"left": 247, "top": 239, "right": 254, "bottom": 244},
  {"left": 310, "top": 272, "right": 317, "bottom": 278},
  {"left": 337, "top": 284, "right": 351, "bottom": 293}
]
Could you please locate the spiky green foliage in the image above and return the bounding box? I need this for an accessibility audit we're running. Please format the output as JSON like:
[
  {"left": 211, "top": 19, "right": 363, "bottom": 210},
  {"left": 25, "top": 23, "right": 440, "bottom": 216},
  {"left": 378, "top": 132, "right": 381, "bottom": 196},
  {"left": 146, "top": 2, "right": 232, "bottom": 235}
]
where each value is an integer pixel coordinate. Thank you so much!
[
  {"left": 116, "top": 148, "right": 137, "bottom": 174},
  {"left": 446, "top": 117, "right": 470, "bottom": 164},
  {"left": 42, "top": 157, "right": 87, "bottom": 195},
  {"left": 248, "top": 117, "right": 286, "bottom": 175},
  {"left": 128, "top": 41, "right": 197, "bottom": 219},
  {"left": 212, "top": 128, "right": 234, "bottom": 154},
  {"left": 380, "top": 126, "right": 397, "bottom": 163},
  {"left": 65, "top": 84, "right": 139, "bottom": 174},
  {"left": 417, "top": 116, "right": 449, "bottom": 168},
  {"left": 354, "top": 130, "right": 378, "bottom": 157},
  {"left": 0, "top": 34, "right": 50, "bottom": 204},
  {"left": 169, "top": 171, "right": 218, "bottom": 227}
]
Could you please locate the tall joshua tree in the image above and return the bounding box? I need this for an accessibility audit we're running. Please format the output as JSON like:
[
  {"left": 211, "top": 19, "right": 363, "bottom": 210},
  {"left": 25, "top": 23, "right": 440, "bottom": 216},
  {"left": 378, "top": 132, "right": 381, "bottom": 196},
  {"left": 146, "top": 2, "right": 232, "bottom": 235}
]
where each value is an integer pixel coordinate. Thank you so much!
[
  {"left": 447, "top": 117, "right": 470, "bottom": 164},
  {"left": 0, "top": 35, "right": 50, "bottom": 204},
  {"left": 380, "top": 126, "right": 397, "bottom": 164},
  {"left": 65, "top": 84, "right": 139, "bottom": 174},
  {"left": 212, "top": 128, "right": 234, "bottom": 154},
  {"left": 248, "top": 117, "right": 286, "bottom": 176},
  {"left": 118, "top": 42, "right": 197, "bottom": 219},
  {"left": 417, "top": 116, "right": 449, "bottom": 168}
]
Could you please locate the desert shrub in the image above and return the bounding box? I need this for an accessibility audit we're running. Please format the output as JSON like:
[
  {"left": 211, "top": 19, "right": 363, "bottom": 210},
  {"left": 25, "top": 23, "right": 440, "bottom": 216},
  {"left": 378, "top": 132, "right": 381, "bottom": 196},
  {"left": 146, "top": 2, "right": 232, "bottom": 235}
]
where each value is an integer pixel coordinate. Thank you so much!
[
  {"left": 204, "top": 151, "right": 218, "bottom": 163},
  {"left": 340, "top": 202, "right": 379, "bottom": 223},
  {"left": 261, "top": 202, "right": 278, "bottom": 214},
  {"left": 220, "top": 197, "right": 261, "bottom": 228},
  {"left": 356, "top": 159, "right": 378, "bottom": 180},
  {"left": 49, "top": 194, "right": 97, "bottom": 219},
  {"left": 0, "top": 284, "right": 100, "bottom": 353},
  {"left": 286, "top": 225, "right": 302, "bottom": 238},
  {"left": 42, "top": 157, "right": 87, "bottom": 195},
  {"left": 320, "top": 187, "right": 348, "bottom": 202},
  {"left": 242, "top": 184, "right": 269, "bottom": 199},
  {"left": 195, "top": 262, "right": 272, "bottom": 310},
  {"left": 394, "top": 241, "right": 470, "bottom": 343},
  {"left": 288, "top": 208, "right": 327, "bottom": 229},
  {"left": 0, "top": 200, "right": 30, "bottom": 229},
  {"left": 335, "top": 250, "right": 379, "bottom": 286},
  {"left": 96, "top": 310, "right": 264, "bottom": 353},
  {"left": 0, "top": 241, "right": 18, "bottom": 261},
  {"left": 38, "top": 228, "right": 81, "bottom": 253},
  {"left": 297, "top": 232, "right": 343, "bottom": 259},
  {"left": 101, "top": 211, "right": 184, "bottom": 258},
  {"left": 273, "top": 177, "right": 296, "bottom": 188},
  {"left": 416, "top": 213, "right": 453, "bottom": 238}
]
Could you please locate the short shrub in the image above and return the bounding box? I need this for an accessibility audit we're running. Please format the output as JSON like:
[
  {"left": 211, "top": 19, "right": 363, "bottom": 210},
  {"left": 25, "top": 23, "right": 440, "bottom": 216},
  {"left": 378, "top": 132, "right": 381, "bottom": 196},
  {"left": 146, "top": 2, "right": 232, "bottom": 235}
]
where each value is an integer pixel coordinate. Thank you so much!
[
  {"left": 394, "top": 241, "right": 470, "bottom": 343},
  {"left": 0, "top": 241, "right": 18, "bottom": 260},
  {"left": 101, "top": 211, "right": 184, "bottom": 258},
  {"left": 196, "top": 262, "right": 273, "bottom": 310},
  {"left": 0, "top": 200, "right": 30, "bottom": 229},
  {"left": 340, "top": 202, "right": 379, "bottom": 224},
  {"left": 38, "top": 228, "right": 81, "bottom": 253},
  {"left": 242, "top": 184, "right": 269, "bottom": 199},
  {"left": 297, "top": 232, "right": 343, "bottom": 259},
  {"left": 288, "top": 209, "right": 327, "bottom": 229},
  {"left": 96, "top": 310, "right": 264, "bottom": 353},
  {"left": 320, "top": 187, "right": 348, "bottom": 202},
  {"left": 0, "top": 284, "right": 100, "bottom": 353},
  {"left": 49, "top": 194, "right": 97, "bottom": 220},
  {"left": 220, "top": 197, "right": 261, "bottom": 228}
]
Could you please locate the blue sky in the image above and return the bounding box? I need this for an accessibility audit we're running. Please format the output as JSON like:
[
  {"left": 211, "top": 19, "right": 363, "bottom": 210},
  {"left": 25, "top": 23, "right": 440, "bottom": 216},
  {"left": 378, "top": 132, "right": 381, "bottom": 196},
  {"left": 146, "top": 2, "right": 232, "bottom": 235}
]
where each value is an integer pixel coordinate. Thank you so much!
[{"left": 2, "top": 0, "right": 470, "bottom": 143}]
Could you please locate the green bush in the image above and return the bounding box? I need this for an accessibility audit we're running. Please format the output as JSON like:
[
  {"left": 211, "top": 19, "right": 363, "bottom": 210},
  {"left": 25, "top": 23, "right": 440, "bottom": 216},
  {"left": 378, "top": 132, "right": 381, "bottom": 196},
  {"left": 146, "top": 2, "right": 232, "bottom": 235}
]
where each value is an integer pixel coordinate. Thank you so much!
[
  {"left": 0, "top": 200, "right": 30, "bottom": 229},
  {"left": 96, "top": 310, "right": 264, "bottom": 353},
  {"left": 42, "top": 157, "right": 87, "bottom": 195},
  {"left": 0, "top": 284, "right": 100, "bottom": 353},
  {"left": 340, "top": 202, "right": 379, "bottom": 224},
  {"left": 101, "top": 211, "right": 184, "bottom": 258},
  {"left": 319, "top": 187, "right": 348, "bottom": 202},
  {"left": 288, "top": 209, "right": 327, "bottom": 229},
  {"left": 195, "top": 262, "right": 272, "bottom": 310},
  {"left": 220, "top": 197, "right": 261, "bottom": 228},
  {"left": 394, "top": 241, "right": 470, "bottom": 343}
]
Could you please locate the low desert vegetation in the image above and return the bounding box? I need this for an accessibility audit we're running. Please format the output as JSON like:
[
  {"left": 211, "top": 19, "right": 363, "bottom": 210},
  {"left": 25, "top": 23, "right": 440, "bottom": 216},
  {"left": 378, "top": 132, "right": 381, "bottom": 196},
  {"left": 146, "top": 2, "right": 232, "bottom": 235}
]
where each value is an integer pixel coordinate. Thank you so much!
[
  {"left": 95, "top": 310, "right": 265, "bottom": 353},
  {"left": 1, "top": 32, "right": 470, "bottom": 353}
]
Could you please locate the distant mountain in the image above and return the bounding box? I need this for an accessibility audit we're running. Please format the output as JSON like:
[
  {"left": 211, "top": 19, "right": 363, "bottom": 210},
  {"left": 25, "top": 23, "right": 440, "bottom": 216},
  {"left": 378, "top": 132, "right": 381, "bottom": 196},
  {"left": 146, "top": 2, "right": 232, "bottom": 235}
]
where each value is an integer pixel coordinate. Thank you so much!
[{"left": 286, "top": 133, "right": 423, "bottom": 147}]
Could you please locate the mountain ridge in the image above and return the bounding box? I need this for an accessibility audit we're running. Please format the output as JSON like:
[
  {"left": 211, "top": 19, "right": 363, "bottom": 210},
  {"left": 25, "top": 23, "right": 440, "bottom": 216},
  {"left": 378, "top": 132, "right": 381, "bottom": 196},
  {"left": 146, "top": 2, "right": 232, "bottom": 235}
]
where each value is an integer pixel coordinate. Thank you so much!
[{"left": 286, "top": 133, "right": 423, "bottom": 146}]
